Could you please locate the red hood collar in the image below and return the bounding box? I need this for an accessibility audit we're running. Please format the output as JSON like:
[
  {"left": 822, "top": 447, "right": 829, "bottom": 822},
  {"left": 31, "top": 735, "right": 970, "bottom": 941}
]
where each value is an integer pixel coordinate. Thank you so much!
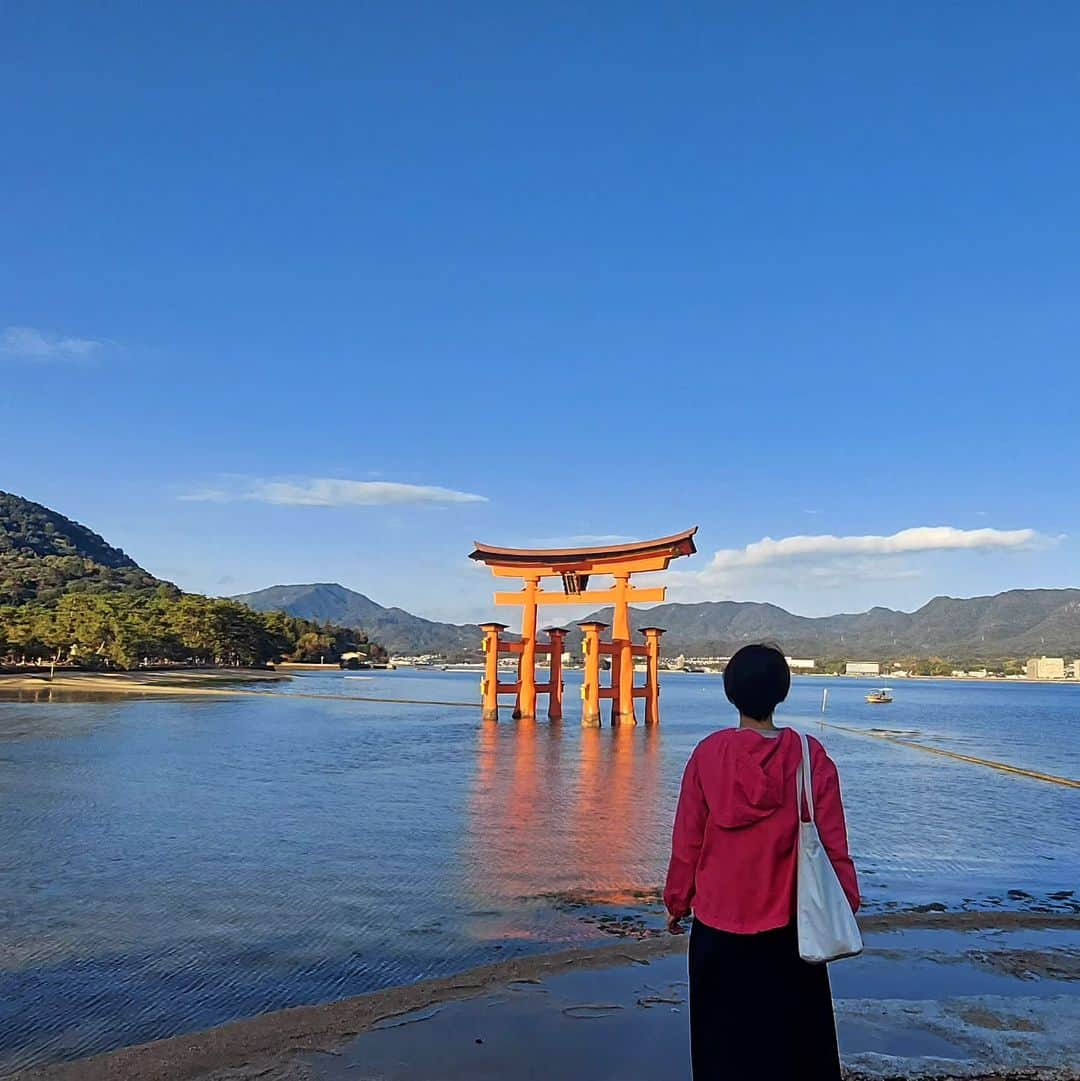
[{"left": 697, "top": 727, "right": 793, "bottom": 828}]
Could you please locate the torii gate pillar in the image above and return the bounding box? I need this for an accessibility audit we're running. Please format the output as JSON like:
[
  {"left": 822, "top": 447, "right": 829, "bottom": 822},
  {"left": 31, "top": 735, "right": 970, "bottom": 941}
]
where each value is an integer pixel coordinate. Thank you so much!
[
  {"left": 578, "top": 621, "right": 607, "bottom": 727},
  {"left": 641, "top": 627, "right": 665, "bottom": 725}
]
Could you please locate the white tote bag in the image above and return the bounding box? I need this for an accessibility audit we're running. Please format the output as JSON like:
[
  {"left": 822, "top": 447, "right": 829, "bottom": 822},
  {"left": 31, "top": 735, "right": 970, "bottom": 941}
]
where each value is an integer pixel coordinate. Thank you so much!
[{"left": 795, "top": 732, "right": 863, "bottom": 963}]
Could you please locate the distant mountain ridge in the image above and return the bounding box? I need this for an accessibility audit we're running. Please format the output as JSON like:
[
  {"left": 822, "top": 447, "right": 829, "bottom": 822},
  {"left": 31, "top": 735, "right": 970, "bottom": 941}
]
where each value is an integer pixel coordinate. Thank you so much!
[
  {"left": 575, "top": 589, "right": 1080, "bottom": 660},
  {"left": 232, "top": 583, "right": 481, "bottom": 656},
  {"left": 234, "top": 581, "right": 1080, "bottom": 662}
]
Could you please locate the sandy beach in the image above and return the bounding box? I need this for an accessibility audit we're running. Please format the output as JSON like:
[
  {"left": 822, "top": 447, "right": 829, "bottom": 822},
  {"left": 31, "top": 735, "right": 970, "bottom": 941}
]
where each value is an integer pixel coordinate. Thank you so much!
[
  {"left": 12, "top": 912, "right": 1078, "bottom": 1081},
  {"left": 0, "top": 669, "right": 291, "bottom": 699}
]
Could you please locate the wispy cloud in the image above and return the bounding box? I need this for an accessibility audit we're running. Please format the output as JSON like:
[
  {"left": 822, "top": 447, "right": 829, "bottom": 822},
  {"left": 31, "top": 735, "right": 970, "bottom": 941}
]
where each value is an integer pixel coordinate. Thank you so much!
[
  {"left": 666, "top": 525, "right": 1050, "bottom": 604},
  {"left": 1, "top": 325, "right": 104, "bottom": 360},
  {"left": 180, "top": 476, "right": 488, "bottom": 507},
  {"left": 528, "top": 534, "right": 638, "bottom": 547}
]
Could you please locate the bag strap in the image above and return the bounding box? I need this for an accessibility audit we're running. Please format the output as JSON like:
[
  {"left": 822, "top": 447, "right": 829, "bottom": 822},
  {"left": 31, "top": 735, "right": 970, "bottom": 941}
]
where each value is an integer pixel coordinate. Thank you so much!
[{"left": 796, "top": 732, "right": 815, "bottom": 824}]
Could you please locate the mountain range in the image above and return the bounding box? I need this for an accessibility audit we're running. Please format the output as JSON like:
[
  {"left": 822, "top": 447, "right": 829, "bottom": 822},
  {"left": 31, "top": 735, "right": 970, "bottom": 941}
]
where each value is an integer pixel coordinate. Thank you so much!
[
  {"left": 233, "top": 582, "right": 1080, "bottom": 662},
  {"left": 573, "top": 591, "right": 1080, "bottom": 660},
  {"left": 4, "top": 488, "right": 1076, "bottom": 664},
  {"left": 232, "top": 583, "right": 482, "bottom": 657}
]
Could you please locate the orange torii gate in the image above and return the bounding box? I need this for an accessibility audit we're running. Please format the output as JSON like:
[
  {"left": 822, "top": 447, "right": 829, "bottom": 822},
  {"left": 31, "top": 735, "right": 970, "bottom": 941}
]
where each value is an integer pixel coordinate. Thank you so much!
[{"left": 468, "top": 528, "right": 697, "bottom": 725}]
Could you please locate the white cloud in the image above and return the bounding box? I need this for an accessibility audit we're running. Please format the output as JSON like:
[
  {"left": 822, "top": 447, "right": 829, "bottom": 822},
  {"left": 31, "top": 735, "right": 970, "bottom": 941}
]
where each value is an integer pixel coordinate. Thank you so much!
[
  {"left": 1, "top": 325, "right": 103, "bottom": 360},
  {"left": 180, "top": 476, "right": 488, "bottom": 507},
  {"left": 704, "top": 526, "right": 1038, "bottom": 572},
  {"left": 665, "top": 525, "right": 1048, "bottom": 605}
]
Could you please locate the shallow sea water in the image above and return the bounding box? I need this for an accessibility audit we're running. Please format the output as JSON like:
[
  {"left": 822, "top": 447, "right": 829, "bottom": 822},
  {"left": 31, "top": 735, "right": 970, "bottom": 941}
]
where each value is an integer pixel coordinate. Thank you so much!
[{"left": 1, "top": 672, "right": 1077, "bottom": 1073}]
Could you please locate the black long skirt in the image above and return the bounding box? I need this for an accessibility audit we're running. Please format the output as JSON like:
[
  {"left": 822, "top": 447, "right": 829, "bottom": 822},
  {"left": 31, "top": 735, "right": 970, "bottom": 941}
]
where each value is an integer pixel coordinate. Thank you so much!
[{"left": 689, "top": 919, "right": 841, "bottom": 1081}]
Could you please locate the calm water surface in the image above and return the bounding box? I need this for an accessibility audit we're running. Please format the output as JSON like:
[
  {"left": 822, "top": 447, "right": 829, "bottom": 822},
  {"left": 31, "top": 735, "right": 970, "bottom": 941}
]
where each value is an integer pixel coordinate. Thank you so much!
[{"left": 1, "top": 672, "right": 1078, "bottom": 1073}]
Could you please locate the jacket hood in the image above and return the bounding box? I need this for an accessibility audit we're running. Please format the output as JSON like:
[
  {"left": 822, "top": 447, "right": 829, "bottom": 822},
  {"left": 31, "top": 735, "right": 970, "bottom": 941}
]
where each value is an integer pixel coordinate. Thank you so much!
[{"left": 697, "top": 727, "right": 793, "bottom": 828}]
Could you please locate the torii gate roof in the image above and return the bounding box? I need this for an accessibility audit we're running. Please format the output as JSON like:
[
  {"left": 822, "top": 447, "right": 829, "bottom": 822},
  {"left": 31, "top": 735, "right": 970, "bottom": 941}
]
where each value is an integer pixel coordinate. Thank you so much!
[{"left": 469, "top": 527, "right": 697, "bottom": 574}]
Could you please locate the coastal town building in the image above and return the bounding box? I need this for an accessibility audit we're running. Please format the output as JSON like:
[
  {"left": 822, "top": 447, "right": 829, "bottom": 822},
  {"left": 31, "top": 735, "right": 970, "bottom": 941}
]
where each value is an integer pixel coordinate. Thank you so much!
[
  {"left": 1026, "top": 656, "right": 1066, "bottom": 680},
  {"left": 846, "top": 661, "right": 880, "bottom": 677},
  {"left": 787, "top": 658, "right": 816, "bottom": 670},
  {"left": 1074, "top": 660, "right": 1080, "bottom": 680}
]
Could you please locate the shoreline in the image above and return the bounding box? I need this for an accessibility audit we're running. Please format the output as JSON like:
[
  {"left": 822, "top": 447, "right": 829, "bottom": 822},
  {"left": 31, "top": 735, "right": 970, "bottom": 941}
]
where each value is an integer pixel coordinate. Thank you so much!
[
  {"left": 0, "top": 669, "right": 291, "bottom": 698},
  {"left": 14, "top": 936, "right": 681, "bottom": 1081},
  {"left": 12, "top": 911, "right": 1078, "bottom": 1081},
  {"left": 665, "top": 670, "right": 1080, "bottom": 685}
]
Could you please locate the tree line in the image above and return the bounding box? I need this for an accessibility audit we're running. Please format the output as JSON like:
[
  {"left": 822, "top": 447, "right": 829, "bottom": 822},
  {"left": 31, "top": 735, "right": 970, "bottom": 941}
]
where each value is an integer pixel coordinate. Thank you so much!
[{"left": 0, "top": 586, "right": 385, "bottom": 670}]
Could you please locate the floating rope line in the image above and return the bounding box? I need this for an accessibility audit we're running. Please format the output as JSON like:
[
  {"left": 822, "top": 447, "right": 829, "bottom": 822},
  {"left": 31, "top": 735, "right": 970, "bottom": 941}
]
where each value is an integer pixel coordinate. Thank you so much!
[{"left": 818, "top": 719, "right": 1080, "bottom": 789}]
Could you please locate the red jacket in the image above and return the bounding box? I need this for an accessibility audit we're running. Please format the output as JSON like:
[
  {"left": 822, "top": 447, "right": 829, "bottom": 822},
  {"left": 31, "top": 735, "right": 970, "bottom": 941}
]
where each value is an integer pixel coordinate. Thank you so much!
[{"left": 664, "top": 727, "right": 859, "bottom": 933}]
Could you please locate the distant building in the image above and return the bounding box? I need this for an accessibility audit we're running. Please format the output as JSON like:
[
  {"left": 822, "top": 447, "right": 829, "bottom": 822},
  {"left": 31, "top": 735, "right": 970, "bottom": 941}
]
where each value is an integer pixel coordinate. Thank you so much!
[
  {"left": 1073, "top": 660, "right": 1080, "bottom": 680},
  {"left": 787, "top": 658, "right": 816, "bottom": 671},
  {"left": 1026, "top": 656, "right": 1066, "bottom": 680},
  {"left": 845, "top": 661, "right": 880, "bottom": 677}
]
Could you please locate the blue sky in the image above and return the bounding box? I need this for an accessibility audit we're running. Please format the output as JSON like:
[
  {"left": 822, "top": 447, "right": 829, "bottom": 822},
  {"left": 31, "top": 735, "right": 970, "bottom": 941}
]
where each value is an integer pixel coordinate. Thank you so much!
[{"left": 3, "top": 3, "right": 1078, "bottom": 625}]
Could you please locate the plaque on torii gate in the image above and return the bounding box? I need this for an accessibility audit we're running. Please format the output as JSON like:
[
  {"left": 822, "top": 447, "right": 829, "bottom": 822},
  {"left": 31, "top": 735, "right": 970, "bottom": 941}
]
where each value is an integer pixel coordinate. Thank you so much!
[{"left": 468, "top": 528, "right": 697, "bottom": 725}]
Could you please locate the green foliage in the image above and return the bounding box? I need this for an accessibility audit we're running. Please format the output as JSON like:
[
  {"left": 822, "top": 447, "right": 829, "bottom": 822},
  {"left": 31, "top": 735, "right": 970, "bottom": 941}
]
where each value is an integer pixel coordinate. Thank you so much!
[
  {"left": 0, "top": 491, "right": 159, "bottom": 604},
  {"left": 0, "top": 491, "right": 385, "bottom": 670},
  {"left": 0, "top": 591, "right": 381, "bottom": 670}
]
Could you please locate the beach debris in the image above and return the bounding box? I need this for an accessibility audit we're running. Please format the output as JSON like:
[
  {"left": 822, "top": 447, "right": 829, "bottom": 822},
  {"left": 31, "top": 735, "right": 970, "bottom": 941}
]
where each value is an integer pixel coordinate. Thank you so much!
[
  {"left": 561, "top": 1004, "right": 624, "bottom": 1019},
  {"left": 637, "top": 994, "right": 683, "bottom": 1008},
  {"left": 371, "top": 1006, "right": 442, "bottom": 1030}
]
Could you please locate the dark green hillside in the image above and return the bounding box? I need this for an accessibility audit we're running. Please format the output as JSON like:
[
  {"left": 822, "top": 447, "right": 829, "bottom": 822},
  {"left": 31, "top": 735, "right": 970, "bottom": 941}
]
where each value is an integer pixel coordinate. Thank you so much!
[
  {"left": 0, "top": 492, "right": 384, "bottom": 670},
  {"left": 0, "top": 490, "right": 159, "bottom": 604}
]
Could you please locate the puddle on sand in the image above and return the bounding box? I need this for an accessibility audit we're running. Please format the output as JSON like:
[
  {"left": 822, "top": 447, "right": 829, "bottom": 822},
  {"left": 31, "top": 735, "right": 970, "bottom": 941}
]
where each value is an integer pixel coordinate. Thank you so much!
[{"left": 840, "top": 1016, "right": 966, "bottom": 1060}]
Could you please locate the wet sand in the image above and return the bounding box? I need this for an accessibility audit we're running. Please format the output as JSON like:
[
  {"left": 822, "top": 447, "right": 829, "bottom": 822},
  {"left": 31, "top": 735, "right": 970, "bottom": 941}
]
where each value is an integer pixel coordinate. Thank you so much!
[
  {"left": 0, "top": 669, "right": 290, "bottom": 698},
  {"left": 13, "top": 914, "right": 1079, "bottom": 1081}
]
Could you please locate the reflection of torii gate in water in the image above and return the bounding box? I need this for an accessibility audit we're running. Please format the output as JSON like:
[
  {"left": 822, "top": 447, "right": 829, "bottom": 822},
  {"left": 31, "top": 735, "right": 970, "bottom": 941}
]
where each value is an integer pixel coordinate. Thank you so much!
[{"left": 468, "top": 528, "right": 697, "bottom": 725}]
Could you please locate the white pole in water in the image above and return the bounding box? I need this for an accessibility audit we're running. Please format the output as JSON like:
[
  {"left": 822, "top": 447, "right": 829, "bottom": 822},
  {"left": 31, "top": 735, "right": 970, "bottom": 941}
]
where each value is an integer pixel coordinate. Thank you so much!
[{"left": 821, "top": 688, "right": 829, "bottom": 713}]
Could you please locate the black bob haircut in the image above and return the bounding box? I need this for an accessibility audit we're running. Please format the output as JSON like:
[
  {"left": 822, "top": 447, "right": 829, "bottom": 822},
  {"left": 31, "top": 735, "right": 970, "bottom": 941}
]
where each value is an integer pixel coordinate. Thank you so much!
[{"left": 723, "top": 643, "right": 791, "bottom": 721}]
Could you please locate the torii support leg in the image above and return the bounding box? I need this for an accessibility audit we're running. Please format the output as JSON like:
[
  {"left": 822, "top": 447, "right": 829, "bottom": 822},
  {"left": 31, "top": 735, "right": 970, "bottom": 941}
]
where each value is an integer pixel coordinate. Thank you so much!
[
  {"left": 480, "top": 622, "right": 506, "bottom": 722},
  {"left": 578, "top": 621, "right": 606, "bottom": 726},
  {"left": 514, "top": 576, "right": 540, "bottom": 720},
  {"left": 611, "top": 575, "right": 636, "bottom": 726},
  {"left": 546, "top": 627, "right": 567, "bottom": 721},
  {"left": 641, "top": 627, "right": 664, "bottom": 724}
]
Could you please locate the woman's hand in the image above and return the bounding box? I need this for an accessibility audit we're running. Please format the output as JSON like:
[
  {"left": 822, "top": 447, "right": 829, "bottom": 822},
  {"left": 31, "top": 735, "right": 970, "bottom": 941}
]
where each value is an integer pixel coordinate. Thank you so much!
[{"left": 666, "top": 913, "right": 686, "bottom": 935}]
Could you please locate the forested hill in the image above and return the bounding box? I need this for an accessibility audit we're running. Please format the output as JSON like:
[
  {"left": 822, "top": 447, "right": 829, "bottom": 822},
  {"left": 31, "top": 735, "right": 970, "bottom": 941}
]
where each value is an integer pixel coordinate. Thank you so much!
[
  {"left": 0, "top": 490, "right": 160, "bottom": 604},
  {"left": 233, "top": 583, "right": 481, "bottom": 657},
  {"left": 0, "top": 492, "right": 383, "bottom": 669}
]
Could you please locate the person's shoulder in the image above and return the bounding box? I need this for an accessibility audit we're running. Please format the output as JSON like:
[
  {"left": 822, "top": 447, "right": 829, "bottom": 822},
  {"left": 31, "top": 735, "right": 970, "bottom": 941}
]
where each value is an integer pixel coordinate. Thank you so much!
[
  {"left": 695, "top": 727, "right": 739, "bottom": 753},
  {"left": 805, "top": 733, "right": 839, "bottom": 770}
]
